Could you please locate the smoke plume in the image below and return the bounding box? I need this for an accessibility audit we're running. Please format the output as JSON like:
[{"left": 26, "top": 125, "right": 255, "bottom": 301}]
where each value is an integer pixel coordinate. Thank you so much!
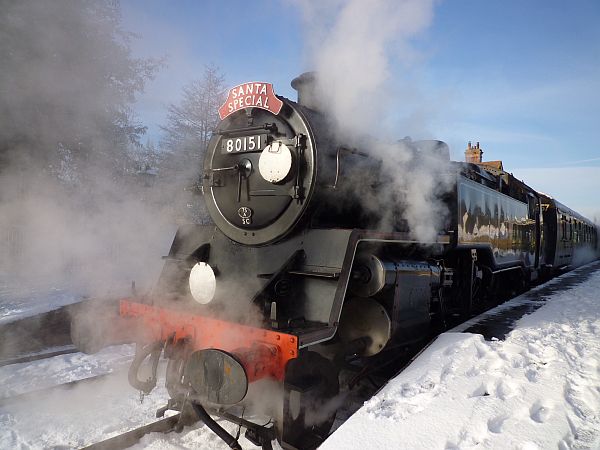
[
  {"left": 0, "top": 0, "right": 173, "bottom": 298},
  {"left": 295, "top": 0, "right": 451, "bottom": 241},
  {"left": 296, "top": 0, "right": 435, "bottom": 137}
]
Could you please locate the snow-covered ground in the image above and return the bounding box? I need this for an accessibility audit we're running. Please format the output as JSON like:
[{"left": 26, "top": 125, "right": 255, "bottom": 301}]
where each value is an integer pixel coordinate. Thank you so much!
[
  {"left": 324, "top": 262, "right": 600, "bottom": 450},
  {"left": 0, "top": 262, "right": 598, "bottom": 449},
  {"left": 0, "top": 344, "right": 134, "bottom": 398},
  {"left": 0, "top": 350, "right": 269, "bottom": 450}
]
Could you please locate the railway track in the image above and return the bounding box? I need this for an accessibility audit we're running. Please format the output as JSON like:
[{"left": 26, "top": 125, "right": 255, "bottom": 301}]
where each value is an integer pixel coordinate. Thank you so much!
[
  {"left": 0, "top": 371, "right": 114, "bottom": 408},
  {"left": 80, "top": 406, "right": 282, "bottom": 450},
  {"left": 0, "top": 344, "right": 79, "bottom": 367},
  {"left": 81, "top": 413, "right": 186, "bottom": 450}
]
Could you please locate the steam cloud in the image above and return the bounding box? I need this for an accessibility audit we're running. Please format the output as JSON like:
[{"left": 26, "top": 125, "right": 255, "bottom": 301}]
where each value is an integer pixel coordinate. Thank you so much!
[
  {"left": 296, "top": 0, "right": 435, "bottom": 136},
  {"left": 0, "top": 1, "right": 174, "bottom": 297},
  {"left": 295, "top": 0, "right": 451, "bottom": 241}
]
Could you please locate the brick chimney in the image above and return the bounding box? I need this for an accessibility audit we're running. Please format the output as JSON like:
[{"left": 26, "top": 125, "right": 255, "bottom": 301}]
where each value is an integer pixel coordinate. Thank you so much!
[{"left": 465, "top": 141, "right": 483, "bottom": 163}]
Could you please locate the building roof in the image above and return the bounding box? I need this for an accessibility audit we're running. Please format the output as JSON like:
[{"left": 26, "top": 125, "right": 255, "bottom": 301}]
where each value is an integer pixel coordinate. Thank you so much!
[{"left": 479, "top": 160, "right": 504, "bottom": 170}]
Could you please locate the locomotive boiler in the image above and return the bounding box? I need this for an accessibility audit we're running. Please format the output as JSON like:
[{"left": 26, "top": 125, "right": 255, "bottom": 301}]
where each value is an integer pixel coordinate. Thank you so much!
[{"left": 75, "top": 73, "right": 599, "bottom": 450}]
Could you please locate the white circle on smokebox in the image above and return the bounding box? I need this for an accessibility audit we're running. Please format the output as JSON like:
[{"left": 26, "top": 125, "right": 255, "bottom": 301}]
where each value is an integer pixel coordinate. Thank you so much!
[
  {"left": 189, "top": 262, "right": 216, "bottom": 304},
  {"left": 259, "top": 141, "right": 292, "bottom": 183}
]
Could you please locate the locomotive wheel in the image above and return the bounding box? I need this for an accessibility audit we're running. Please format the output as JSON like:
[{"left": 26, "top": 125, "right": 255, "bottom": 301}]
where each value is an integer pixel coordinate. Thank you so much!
[{"left": 277, "top": 352, "right": 339, "bottom": 450}]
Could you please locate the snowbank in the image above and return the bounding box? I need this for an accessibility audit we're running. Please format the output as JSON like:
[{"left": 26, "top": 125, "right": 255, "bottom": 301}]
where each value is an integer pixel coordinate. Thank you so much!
[{"left": 322, "top": 264, "right": 600, "bottom": 450}]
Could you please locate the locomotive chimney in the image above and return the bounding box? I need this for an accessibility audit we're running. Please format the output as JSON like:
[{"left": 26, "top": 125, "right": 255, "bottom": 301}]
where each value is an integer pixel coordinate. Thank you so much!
[{"left": 291, "top": 72, "right": 320, "bottom": 110}]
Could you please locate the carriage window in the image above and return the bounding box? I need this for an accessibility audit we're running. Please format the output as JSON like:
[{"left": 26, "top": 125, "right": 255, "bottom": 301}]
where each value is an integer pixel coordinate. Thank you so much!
[
  {"left": 584, "top": 225, "right": 588, "bottom": 242},
  {"left": 585, "top": 225, "right": 591, "bottom": 242}
]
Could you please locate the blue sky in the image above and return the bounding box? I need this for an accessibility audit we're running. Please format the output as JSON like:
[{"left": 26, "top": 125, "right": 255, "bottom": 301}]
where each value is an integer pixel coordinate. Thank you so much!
[{"left": 122, "top": 0, "right": 600, "bottom": 220}]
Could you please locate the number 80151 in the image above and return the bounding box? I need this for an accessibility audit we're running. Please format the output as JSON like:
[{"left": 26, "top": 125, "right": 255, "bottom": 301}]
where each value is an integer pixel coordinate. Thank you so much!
[{"left": 221, "top": 135, "right": 263, "bottom": 154}]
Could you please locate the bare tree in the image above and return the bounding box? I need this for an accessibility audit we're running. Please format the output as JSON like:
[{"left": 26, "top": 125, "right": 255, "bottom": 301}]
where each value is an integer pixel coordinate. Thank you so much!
[
  {"left": 0, "top": 0, "right": 161, "bottom": 181},
  {"left": 161, "top": 65, "right": 226, "bottom": 168},
  {"left": 158, "top": 66, "right": 226, "bottom": 224}
]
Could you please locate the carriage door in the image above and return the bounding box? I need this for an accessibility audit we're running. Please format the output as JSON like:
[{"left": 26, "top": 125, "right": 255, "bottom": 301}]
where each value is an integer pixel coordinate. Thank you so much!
[{"left": 527, "top": 194, "right": 540, "bottom": 270}]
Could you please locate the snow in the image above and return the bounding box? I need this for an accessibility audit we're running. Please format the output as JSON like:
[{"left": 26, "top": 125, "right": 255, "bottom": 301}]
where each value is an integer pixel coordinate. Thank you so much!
[
  {"left": 0, "top": 262, "right": 598, "bottom": 449},
  {"left": 0, "top": 352, "right": 271, "bottom": 450},
  {"left": 323, "top": 262, "right": 600, "bottom": 450},
  {"left": 0, "top": 344, "right": 134, "bottom": 398},
  {"left": 0, "top": 365, "right": 173, "bottom": 449}
]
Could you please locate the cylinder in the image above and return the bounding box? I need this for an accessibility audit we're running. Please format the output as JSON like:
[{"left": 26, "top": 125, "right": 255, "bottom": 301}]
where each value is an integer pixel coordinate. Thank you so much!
[{"left": 349, "top": 254, "right": 396, "bottom": 297}]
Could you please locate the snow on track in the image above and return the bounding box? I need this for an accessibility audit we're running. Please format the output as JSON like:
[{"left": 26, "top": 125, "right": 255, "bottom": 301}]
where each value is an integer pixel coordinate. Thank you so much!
[
  {"left": 0, "top": 344, "right": 134, "bottom": 399},
  {"left": 322, "top": 262, "right": 600, "bottom": 450},
  {"left": 0, "top": 346, "right": 270, "bottom": 449},
  {"left": 0, "top": 344, "right": 177, "bottom": 449}
]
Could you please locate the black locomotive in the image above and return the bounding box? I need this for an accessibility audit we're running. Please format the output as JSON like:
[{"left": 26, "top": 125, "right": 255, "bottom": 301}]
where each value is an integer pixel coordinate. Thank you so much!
[{"left": 82, "top": 73, "right": 599, "bottom": 450}]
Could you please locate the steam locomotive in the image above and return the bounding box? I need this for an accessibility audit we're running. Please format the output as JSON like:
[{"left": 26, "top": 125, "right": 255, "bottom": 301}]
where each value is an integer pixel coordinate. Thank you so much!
[{"left": 78, "top": 73, "right": 599, "bottom": 450}]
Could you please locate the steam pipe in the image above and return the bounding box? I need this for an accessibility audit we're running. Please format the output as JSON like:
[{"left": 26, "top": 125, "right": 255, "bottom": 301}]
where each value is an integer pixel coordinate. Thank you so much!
[
  {"left": 191, "top": 402, "right": 242, "bottom": 450},
  {"left": 329, "top": 147, "right": 370, "bottom": 189}
]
